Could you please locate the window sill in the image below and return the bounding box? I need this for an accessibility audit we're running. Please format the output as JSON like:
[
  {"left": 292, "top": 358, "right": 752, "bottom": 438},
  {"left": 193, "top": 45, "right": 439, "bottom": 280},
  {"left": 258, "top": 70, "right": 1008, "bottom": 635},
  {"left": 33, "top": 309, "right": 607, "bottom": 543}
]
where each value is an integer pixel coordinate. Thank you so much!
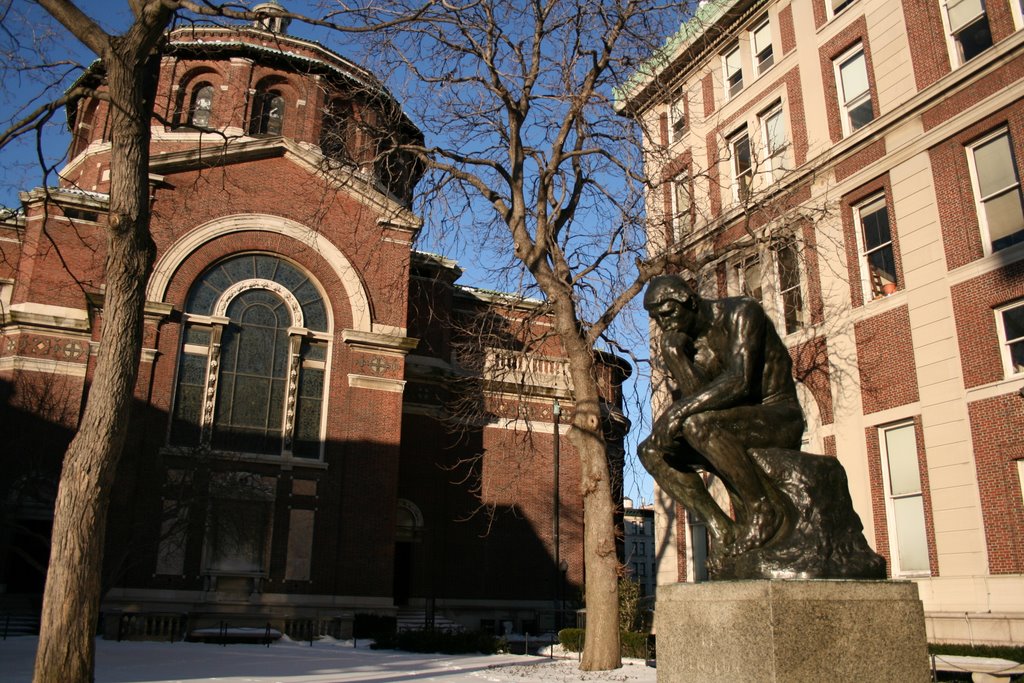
[{"left": 160, "top": 446, "right": 329, "bottom": 470}]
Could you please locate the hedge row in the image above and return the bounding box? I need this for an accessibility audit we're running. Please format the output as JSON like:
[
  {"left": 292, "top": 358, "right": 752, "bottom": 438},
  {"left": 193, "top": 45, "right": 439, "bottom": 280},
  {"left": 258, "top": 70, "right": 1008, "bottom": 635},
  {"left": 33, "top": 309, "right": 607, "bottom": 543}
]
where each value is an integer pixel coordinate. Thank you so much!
[
  {"left": 558, "top": 628, "right": 650, "bottom": 659},
  {"left": 373, "top": 628, "right": 503, "bottom": 654}
]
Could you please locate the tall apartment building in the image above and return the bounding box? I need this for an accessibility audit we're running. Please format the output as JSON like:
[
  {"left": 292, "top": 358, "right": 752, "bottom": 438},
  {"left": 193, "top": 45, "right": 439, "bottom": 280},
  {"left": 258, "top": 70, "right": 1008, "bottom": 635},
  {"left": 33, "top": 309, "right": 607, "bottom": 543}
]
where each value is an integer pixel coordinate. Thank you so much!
[
  {"left": 621, "top": 0, "right": 1024, "bottom": 644},
  {"left": 623, "top": 499, "right": 657, "bottom": 598},
  {"left": 0, "top": 7, "right": 630, "bottom": 636}
]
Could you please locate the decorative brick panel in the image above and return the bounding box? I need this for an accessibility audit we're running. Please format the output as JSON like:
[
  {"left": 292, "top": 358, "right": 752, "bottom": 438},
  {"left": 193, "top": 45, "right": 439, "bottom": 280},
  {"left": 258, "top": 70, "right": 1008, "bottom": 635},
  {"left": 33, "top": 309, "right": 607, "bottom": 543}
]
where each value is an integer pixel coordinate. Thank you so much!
[
  {"left": 969, "top": 394, "right": 1024, "bottom": 574},
  {"left": 854, "top": 305, "right": 920, "bottom": 414},
  {"left": 790, "top": 335, "right": 834, "bottom": 426},
  {"left": 778, "top": 3, "right": 796, "bottom": 56},
  {"left": 900, "top": 0, "right": 951, "bottom": 91}
]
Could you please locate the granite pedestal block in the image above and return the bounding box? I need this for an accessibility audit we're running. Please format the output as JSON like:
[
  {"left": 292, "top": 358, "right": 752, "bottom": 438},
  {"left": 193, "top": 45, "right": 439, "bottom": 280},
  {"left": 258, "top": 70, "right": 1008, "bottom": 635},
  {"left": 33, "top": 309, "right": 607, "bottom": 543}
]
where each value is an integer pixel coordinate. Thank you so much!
[{"left": 654, "top": 580, "right": 929, "bottom": 682}]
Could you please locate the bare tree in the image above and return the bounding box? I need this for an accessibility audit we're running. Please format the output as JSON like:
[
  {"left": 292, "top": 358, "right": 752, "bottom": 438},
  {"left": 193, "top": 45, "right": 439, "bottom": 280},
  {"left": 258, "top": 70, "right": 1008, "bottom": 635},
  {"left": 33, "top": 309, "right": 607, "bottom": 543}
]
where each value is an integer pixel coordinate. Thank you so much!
[
  {"left": 0, "top": 2, "right": 424, "bottom": 680},
  {"left": 343, "top": 0, "right": 691, "bottom": 670}
]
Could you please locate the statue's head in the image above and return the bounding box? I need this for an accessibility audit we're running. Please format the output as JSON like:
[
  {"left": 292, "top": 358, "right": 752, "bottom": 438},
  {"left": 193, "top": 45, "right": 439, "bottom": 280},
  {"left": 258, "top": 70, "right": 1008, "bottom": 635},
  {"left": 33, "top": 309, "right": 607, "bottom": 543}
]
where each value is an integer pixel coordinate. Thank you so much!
[{"left": 644, "top": 275, "right": 701, "bottom": 335}]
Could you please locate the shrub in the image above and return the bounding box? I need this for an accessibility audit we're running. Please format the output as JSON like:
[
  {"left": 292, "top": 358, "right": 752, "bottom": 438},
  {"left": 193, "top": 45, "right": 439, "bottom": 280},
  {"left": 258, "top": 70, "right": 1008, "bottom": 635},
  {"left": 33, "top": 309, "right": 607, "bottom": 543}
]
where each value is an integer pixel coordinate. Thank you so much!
[
  {"left": 928, "top": 643, "right": 1024, "bottom": 662},
  {"left": 353, "top": 613, "right": 396, "bottom": 640},
  {"left": 621, "top": 630, "right": 650, "bottom": 659},
  {"left": 558, "top": 628, "right": 650, "bottom": 659},
  {"left": 559, "top": 628, "right": 585, "bottom": 652},
  {"left": 393, "top": 629, "right": 502, "bottom": 654}
]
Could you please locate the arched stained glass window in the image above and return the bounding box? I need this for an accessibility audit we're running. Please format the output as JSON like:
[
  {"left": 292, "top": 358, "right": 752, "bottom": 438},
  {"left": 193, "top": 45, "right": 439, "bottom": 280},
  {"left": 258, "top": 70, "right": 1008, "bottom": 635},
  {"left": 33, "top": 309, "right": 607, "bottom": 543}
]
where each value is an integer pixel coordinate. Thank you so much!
[
  {"left": 251, "top": 89, "right": 285, "bottom": 136},
  {"left": 170, "top": 254, "right": 329, "bottom": 460},
  {"left": 189, "top": 84, "right": 214, "bottom": 128}
]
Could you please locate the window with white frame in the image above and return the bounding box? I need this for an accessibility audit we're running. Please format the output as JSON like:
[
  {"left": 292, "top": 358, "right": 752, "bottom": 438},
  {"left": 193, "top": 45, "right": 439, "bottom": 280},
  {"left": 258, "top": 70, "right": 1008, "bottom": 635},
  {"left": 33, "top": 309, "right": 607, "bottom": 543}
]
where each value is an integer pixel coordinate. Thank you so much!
[
  {"left": 943, "top": 0, "right": 993, "bottom": 64},
  {"left": 672, "top": 171, "right": 693, "bottom": 242},
  {"left": 169, "top": 254, "right": 330, "bottom": 460},
  {"left": 760, "top": 102, "right": 787, "bottom": 181},
  {"left": 996, "top": 300, "right": 1024, "bottom": 376},
  {"left": 752, "top": 18, "right": 774, "bottom": 75},
  {"left": 775, "top": 240, "right": 804, "bottom": 334},
  {"left": 834, "top": 45, "right": 874, "bottom": 136},
  {"left": 968, "top": 129, "right": 1024, "bottom": 253},
  {"left": 854, "top": 194, "right": 897, "bottom": 299},
  {"left": 827, "top": 0, "right": 858, "bottom": 19},
  {"left": 879, "top": 422, "right": 930, "bottom": 576},
  {"left": 669, "top": 95, "right": 687, "bottom": 142},
  {"left": 728, "top": 128, "right": 752, "bottom": 203},
  {"left": 724, "top": 44, "right": 743, "bottom": 99},
  {"left": 732, "top": 253, "right": 763, "bottom": 302}
]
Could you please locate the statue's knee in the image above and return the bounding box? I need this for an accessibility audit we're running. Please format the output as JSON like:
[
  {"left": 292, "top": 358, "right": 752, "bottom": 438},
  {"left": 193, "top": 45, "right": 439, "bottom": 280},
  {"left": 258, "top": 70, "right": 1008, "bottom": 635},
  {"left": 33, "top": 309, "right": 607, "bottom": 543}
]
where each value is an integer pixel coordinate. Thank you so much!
[
  {"left": 638, "top": 441, "right": 661, "bottom": 468},
  {"left": 681, "top": 412, "right": 711, "bottom": 443}
]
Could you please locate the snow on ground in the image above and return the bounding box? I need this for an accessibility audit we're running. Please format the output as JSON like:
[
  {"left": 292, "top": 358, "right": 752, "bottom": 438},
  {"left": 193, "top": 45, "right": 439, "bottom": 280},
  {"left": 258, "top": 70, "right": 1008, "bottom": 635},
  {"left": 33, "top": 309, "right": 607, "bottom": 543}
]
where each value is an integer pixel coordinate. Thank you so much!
[{"left": 0, "top": 636, "right": 657, "bottom": 683}]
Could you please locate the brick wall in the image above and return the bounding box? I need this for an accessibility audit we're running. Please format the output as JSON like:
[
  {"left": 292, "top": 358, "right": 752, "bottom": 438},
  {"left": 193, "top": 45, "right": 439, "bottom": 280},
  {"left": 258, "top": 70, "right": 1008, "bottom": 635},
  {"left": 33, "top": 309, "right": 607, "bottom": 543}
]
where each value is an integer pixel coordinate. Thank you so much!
[
  {"left": 969, "top": 394, "right": 1024, "bottom": 574},
  {"left": 854, "top": 305, "right": 920, "bottom": 413}
]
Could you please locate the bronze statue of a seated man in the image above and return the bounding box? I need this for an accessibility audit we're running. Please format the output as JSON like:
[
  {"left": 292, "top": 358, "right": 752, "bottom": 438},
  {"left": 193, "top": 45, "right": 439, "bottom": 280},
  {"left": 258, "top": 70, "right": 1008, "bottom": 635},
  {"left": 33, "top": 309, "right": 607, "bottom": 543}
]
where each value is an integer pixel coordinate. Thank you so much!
[{"left": 639, "top": 275, "right": 804, "bottom": 556}]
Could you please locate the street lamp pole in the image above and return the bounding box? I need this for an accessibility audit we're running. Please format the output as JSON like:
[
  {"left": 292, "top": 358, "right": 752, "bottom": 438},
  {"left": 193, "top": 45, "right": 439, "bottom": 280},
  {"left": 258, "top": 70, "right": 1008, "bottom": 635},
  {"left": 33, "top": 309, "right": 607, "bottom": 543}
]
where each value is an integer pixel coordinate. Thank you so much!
[{"left": 552, "top": 398, "right": 561, "bottom": 632}]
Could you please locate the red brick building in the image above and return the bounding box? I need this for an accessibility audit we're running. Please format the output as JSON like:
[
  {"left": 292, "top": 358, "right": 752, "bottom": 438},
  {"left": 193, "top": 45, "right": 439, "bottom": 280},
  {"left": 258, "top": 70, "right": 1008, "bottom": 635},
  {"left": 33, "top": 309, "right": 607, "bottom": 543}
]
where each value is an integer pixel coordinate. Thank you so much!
[
  {"left": 622, "top": 0, "right": 1024, "bottom": 645},
  {"left": 0, "top": 10, "right": 628, "bottom": 637}
]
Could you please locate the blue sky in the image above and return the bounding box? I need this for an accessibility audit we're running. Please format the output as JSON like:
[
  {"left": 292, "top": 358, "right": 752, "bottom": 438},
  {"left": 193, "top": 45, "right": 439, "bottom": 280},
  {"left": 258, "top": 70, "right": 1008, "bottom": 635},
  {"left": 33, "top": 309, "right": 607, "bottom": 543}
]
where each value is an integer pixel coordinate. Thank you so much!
[{"left": 0, "top": 0, "right": 657, "bottom": 505}]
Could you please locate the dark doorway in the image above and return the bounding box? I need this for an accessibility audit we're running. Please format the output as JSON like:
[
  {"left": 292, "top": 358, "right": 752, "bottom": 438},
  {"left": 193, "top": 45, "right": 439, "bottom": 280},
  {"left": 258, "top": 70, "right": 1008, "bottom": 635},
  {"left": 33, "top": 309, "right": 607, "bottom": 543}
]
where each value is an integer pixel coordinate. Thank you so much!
[
  {"left": 393, "top": 541, "right": 412, "bottom": 606},
  {"left": 4, "top": 518, "right": 52, "bottom": 594}
]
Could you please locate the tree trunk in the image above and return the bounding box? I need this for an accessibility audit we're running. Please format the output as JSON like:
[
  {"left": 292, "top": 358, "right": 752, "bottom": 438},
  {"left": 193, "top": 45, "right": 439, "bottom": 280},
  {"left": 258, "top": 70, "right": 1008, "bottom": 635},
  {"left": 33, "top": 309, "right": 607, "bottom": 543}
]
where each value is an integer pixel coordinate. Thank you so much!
[
  {"left": 33, "top": 50, "right": 158, "bottom": 683},
  {"left": 560, "top": 332, "right": 622, "bottom": 671}
]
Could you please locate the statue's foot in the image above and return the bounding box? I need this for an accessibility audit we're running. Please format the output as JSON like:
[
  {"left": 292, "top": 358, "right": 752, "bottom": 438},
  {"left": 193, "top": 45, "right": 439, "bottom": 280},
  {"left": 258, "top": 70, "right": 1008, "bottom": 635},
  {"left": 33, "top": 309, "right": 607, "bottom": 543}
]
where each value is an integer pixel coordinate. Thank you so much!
[{"left": 726, "top": 501, "right": 782, "bottom": 555}]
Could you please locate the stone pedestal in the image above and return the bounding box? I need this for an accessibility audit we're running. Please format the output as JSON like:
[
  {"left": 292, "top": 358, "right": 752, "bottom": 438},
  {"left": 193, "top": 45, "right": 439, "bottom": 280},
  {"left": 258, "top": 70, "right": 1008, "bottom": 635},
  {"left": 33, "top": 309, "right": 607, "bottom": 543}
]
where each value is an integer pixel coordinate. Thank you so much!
[{"left": 654, "top": 580, "right": 929, "bottom": 682}]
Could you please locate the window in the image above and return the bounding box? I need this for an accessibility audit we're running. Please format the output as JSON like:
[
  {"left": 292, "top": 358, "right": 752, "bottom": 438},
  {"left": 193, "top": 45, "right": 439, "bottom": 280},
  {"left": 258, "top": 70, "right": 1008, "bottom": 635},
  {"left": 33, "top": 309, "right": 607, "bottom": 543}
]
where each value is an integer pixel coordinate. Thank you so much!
[
  {"left": 669, "top": 94, "right": 687, "bottom": 142},
  {"left": 944, "top": 0, "right": 993, "bottom": 64},
  {"left": 170, "top": 254, "right": 330, "bottom": 459},
  {"left": 760, "top": 103, "right": 786, "bottom": 181},
  {"left": 752, "top": 19, "right": 774, "bottom": 75},
  {"left": 204, "top": 472, "right": 275, "bottom": 575},
  {"left": 828, "top": 0, "right": 858, "bottom": 18},
  {"left": 854, "top": 194, "right": 897, "bottom": 299},
  {"left": 732, "top": 253, "right": 763, "bottom": 302},
  {"left": 776, "top": 240, "right": 804, "bottom": 334},
  {"left": 251, "top": 89, "right": 285, "bottom": 135},
  {"left": 320, "top": 99, "right": 354, "bottom": 162},
  {"left": 834, "top": 45, "right": 874, "bottom": 136},
  {"left": 996, "top": 300, "right": 1024, "bottom": 376},
  {"left": 879, "top": 422, "right": 930, "bottom": 576},
  {"left": 968, "top": 129, "right": 1024, "bottom": 253},
  {"left": 672, "top": 171, "right": 693, "bottom": 242},
  {"left": 724, "top": 44, "right": 743, "bottom": 99},
  {"left": 728, "top": 128, "right": 752, "bottom": 203},
  {"left": 188, "top": 84, "right": 214, "bottom": 128}
]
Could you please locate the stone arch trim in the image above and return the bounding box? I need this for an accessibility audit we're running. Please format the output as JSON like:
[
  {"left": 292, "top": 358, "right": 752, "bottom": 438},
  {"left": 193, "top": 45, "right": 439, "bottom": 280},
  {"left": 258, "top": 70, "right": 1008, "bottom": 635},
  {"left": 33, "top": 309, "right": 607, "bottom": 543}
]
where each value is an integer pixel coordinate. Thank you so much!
[{"left": 147, "top": 213, "right": 371, "bottom": 332}]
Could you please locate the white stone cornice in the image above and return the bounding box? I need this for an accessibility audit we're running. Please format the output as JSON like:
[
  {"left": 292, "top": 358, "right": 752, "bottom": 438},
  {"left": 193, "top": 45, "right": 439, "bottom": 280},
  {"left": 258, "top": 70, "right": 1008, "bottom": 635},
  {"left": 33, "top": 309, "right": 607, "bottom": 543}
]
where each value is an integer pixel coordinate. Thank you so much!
[
  {"left": 0, "top": 356, "right": 87, "bottom": 377},
  {"left": 347, "top": 374, "right": 406, "bottom": 393},
  {"left": 342, "top": 329, "right": 418, "bottom": 356},
  {"left": 7, "top": 303, "right": 90, "bottom": 332}
]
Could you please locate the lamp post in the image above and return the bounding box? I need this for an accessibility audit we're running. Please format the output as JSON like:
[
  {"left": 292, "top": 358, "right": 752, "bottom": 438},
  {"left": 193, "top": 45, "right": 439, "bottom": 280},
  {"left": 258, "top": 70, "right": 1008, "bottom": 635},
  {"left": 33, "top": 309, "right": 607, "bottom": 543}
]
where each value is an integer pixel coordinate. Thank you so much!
[{"left": 552, "top": 398, "right": 561, "bottom": 631}]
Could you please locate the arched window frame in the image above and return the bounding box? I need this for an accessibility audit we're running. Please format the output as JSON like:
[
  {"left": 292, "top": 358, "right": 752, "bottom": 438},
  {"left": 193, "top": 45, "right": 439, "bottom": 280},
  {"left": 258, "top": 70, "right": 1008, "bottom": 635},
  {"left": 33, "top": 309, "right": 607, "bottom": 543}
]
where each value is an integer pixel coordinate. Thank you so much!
[
  {"left": 188, "top": 82, "right": 215, "bottom": 128},
  {"left": 169, "top": 255, "right": 331, "bottom": 462},
  {"left": 250, "top": 86, "right": 286, "bottom": 136}
]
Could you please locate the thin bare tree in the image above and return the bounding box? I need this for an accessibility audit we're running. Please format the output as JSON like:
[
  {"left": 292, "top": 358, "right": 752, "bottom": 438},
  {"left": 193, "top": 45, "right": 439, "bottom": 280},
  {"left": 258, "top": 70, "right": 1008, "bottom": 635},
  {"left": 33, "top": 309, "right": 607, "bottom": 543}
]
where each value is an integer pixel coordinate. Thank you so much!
[{"left": 344, "top": 0, "right": 689, "bottom": 670}]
